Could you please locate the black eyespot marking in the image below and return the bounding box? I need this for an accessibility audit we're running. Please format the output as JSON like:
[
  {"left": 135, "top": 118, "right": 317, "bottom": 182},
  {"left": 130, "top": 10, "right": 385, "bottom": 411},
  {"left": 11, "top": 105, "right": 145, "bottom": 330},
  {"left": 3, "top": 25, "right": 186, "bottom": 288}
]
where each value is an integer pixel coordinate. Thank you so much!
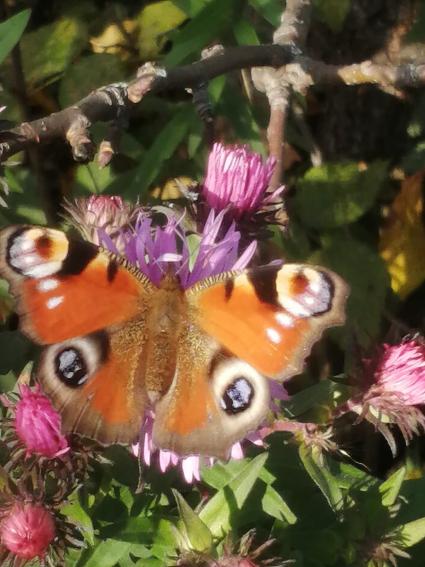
[
  {"left": 248, "top": 265, "right": 281, "bottom": 307},
  {"left": 55, "top": 348, "right": 88, "bottom": 387},
  {"left": 5, "top": 226, "right": 31, "bottom": 274},
  {"left": 60, "top": 240, "right": 98, "bottom": 276},
  {"left": 107, "top": 258, "right": 119, "bottom": 282},
  {"left": 311, "top": 271, "right": 335, "bottom": 317},
  {"left": 221, "top": 377, "right": 254, "bottom": 415}
]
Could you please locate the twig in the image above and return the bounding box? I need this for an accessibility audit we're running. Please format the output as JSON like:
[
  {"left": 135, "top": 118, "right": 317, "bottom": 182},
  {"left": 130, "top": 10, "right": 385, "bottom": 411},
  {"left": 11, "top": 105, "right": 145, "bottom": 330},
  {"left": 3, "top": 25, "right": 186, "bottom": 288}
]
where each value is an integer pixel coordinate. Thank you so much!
[
  {"left": 2, "top": 38, "right": 425, "bottom": 165},
  {"left": 252, "top": 0, "right": 313, "bottom": 189},
  {"left": 0, "top": 44, "right": 296, "bottom": 163}
]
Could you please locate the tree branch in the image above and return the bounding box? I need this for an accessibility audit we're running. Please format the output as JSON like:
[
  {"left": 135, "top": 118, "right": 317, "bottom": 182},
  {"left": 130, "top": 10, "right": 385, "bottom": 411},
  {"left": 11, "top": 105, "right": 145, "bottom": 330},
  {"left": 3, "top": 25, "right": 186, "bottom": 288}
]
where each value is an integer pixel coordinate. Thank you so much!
[
  {"left": 2, "top": 40, "right": 425, "bottom": 164},
  {"left": 253, "top": 0, "right": 313, "bottom": 190}
]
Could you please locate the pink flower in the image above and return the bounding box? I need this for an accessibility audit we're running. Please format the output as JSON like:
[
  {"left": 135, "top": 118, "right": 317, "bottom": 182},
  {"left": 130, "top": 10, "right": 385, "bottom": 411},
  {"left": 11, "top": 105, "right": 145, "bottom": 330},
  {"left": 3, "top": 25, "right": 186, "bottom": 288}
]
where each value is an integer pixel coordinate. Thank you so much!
[
  {"left": 372, "top": 341, "right": 425, "bottom": 405},
  {"left": 340, "top": 339, "right": 425, "bottom": 455},
  {"left": 14, "top": 385, "right": 69, "bottom": 459},
  {"left": 0, "top": 502, "right": 55, "bottom": 560},
  {"left": 202, "top": 143, "right": 283, "bottom": 220},
  {"left": 133, "top": 412, "right": 246, "bottom": 483},
  {"left": 64, "top": 195, "right": 139, "bottom": 251}
]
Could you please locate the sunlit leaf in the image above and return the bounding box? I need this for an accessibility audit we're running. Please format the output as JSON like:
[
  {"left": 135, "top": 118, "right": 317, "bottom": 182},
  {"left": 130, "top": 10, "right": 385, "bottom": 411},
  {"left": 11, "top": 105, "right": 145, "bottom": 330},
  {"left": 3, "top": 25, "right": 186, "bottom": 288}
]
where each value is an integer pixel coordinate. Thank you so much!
[
  {"left": 90, "top": 19, "right": 137, "bottom": 59},
  {"left": 137, "top": 1, "right": 187, "bottom": 59},
  {"left": 380, "top": 467, "right": 406, "bottom": 507},
  {"left": 294, "top": 161, "right": 388, "bottom": 229},
  {"left": 173, "top": 490, "right": 213, "bottom": 552},
  {"left": 0, "top": 9, "right": 31, "bottom": 65},
  {"left": 397, "top": 517, "right": 425, "bottom": 547},
  {"left": 261, "top": 484, "right": 297, "bottom": 524},
  {"left": 82, "top": 540, "right": 132, "bottom": 567},
  {"left": 61, "top": 499, "right": 95, "bottom": 546},
  {"left": 199, "top": 453, "right": 268, "bottom": 536},
  {"left": 20, "top": 17, "right": 88, "bottom": 87},
  {"left": 380, "top": 172, "right": 425, "bottom": 299},
  {"left": 299, "top": 444, "right": 344, "bottom": 511}
]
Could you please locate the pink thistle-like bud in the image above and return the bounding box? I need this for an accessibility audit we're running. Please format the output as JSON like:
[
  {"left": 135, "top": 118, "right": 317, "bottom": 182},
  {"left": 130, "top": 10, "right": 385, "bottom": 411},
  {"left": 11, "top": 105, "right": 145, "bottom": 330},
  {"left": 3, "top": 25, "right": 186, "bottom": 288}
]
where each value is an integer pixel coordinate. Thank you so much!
[
  {"left": 14, "top": 385, "right": 69, "bottom": 459},
  {"left": 372, "top": 340, "right": 425, "bottom": 405},
  {"left": 202, "top": 143, "right": 282, "bottom": 220},
  {"left": 0, "top": 502, "right": 56, "bottom": 560},
  {"left": 64, "top": 195, "right": 139, "bottom": 252},
  {"left": 343, "top": 339, "right": 425, "bottom": 455}
]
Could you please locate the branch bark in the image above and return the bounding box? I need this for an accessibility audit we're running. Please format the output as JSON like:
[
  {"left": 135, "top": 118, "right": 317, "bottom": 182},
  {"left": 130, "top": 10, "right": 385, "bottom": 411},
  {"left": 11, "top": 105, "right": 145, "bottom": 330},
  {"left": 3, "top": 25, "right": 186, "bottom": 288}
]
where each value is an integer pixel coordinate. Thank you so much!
[{"left": 2, "top": 38, "right": 425, "bottom": 164}]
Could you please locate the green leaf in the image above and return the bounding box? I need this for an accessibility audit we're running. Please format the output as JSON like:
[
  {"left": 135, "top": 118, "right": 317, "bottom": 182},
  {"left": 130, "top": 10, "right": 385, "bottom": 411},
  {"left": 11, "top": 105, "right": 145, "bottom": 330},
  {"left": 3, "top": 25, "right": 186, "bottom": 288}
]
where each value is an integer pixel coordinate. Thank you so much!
[
  {"left": 173, "top": 0, "right": 212, "bottom": 17},
  {"left": 380, "top": 467, "right": 406, "bottom": 507},
  {"left": 125, "top": 106, "right": 193, "bottom": 198},
  {"left": 20, "top": 17, "right": 88, "bottom": 87},
  {"left": 61, "top": 500, "right": 95, "bottom": 546},
  {"left": 136, "top": 1, "right": 187, "bottom": 59},
  {"left": 233, "top": 19, "right": 260, "bottom": 45},
  {"left": 173, "top": 490, "right": 213, "bottom": 552},
  {"left": 299, "top": 444, "right": 344, "bottom": 512},
  {"left": 248, "top": 0, "right": 281, "bottom": 25},
  {"left": 199, "top": 453, "right": 268, "bottom": 536},
  {"left": 314, "top": 235, "right": 389, "bottom": 343},
  {"left": 0, "top": 331, "right": 33, "bottom": 374},
  {"left": 164, "top": 0, "right": 236, "bottom": 66},
  {"left": 284, "top": 380, "right": 343, "bottom": 418},
  {"left": 398, "top": 517, "right": 425, "bottom": 547},
  {"left": 261, "top": 484, "right": 297, "bottom": 524},
  {"left": 0, "top": 9, "right": 31, "bottom": 65},
  {"left": 294, "top": 161, "right": 388, "bottom": 229},
  {"left": 313, "top": 0, "right": 351, "bottom": 32},
  {"left": 201, "top": 459, "right": 248, "bottom": 490},
  {"left": 59, "top": 53, "right": 126, "bottom": 108},
  {"left": 82, "top": 540, "right": 132, "bottom": 567}
]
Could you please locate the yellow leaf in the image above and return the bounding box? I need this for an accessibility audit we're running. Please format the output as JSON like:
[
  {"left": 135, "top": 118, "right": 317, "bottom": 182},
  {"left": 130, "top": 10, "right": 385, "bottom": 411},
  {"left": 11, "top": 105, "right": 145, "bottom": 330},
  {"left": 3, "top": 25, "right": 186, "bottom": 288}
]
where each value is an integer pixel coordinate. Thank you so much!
[
  {"left": 151, "top": 176, "right": 197, "bottom": 199},
  {"left": 380, "top": 171, "right": 425, "bottom": 298},
  {"left": 90, "top": 19, "right": 137, "bottom": 59},
  {"left": 136, "top": 0, "right": 187, "bottom": 59}
]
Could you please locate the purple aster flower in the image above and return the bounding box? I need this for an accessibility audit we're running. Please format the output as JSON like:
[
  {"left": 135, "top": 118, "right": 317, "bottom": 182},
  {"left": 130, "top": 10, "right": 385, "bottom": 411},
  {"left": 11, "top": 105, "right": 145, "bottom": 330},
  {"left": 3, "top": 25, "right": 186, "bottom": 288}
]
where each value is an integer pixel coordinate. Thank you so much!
[{"left": 115, "top": 208, "right": 257, "bottom": 288}]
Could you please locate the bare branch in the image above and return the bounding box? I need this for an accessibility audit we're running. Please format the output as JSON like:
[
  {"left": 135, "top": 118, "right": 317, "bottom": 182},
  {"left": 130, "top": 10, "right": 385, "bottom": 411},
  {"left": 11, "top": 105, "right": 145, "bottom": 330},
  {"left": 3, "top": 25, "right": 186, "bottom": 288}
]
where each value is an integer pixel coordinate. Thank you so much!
[
  {"left": 252, "top": 0, "right": 313, "bottom": 189},
  {"left": 0, "top": 44, "right": 296, "bottom": 163},
  {"left": 2, "top": 36, "right": 425, "bottom": 165}
]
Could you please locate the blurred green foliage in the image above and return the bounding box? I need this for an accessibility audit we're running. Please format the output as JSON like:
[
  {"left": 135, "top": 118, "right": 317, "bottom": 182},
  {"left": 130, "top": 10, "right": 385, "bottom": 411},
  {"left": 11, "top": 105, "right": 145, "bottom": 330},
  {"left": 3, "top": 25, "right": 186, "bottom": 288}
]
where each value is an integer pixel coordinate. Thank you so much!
[{"left": 1, "top": 1, "right": 425, "bottom": 566}]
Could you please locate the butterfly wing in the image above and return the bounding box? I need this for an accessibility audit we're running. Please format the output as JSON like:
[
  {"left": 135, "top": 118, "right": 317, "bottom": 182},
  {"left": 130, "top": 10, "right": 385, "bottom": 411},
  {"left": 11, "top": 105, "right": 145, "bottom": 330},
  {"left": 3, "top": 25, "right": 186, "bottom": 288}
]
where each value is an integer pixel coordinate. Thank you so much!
[
  {"left": 0, "top": 225, "right": 153, "bottom": 343},
  {"left": 38, "top": 324, "right": 148, "bottom": 445},
  {"left": 152, "top": 263, "right": 348, "bottom": 458},
  {"left": 152, "top": 323, "right": 270, "bottom": 459},
  {"left": 190, "top": 263, "right": 349, "bottom": 379},
  {"left": 0, "top": 225, "right": 153, "bottom": 444}
]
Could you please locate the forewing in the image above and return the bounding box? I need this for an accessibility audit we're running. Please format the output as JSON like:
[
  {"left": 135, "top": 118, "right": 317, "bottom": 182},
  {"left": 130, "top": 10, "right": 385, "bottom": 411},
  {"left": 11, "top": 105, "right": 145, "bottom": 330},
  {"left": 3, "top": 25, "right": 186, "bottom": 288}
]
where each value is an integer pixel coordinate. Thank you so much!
[
  {"left": 0, "top": 225, "right": 152, "bottom": 344},
  {"left": 188, "top": 263, "right": 349, "bottom": 380}
]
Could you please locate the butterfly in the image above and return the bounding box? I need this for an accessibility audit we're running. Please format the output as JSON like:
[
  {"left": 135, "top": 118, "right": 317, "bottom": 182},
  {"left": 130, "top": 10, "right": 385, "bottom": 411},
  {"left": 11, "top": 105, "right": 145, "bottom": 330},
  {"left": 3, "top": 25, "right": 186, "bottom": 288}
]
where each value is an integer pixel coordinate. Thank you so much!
[{"left": 0, "top": 225, "right": 349, "bottom": 459}]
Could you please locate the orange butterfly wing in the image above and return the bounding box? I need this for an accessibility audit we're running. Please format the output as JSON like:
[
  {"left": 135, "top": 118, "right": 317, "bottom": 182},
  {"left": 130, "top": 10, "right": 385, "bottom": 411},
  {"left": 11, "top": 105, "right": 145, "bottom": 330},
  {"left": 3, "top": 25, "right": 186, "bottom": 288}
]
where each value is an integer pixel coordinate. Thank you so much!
[
  {"left": 0, "top": 225, "right": 152, "bottom": 343},
  {"left": 0, "top": 226, "right": 152, "bottom": 444},
  {"left": 189, "top": 264, "right": 349, "bottom": 380}
]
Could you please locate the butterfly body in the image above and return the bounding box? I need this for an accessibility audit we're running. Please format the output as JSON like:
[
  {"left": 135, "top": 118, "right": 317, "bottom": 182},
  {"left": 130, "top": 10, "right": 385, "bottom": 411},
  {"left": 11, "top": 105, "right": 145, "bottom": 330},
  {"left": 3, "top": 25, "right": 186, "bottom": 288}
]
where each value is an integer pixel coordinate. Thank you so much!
[{"left": 0, "top": 225, "right": 349, "bottom": 458}]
